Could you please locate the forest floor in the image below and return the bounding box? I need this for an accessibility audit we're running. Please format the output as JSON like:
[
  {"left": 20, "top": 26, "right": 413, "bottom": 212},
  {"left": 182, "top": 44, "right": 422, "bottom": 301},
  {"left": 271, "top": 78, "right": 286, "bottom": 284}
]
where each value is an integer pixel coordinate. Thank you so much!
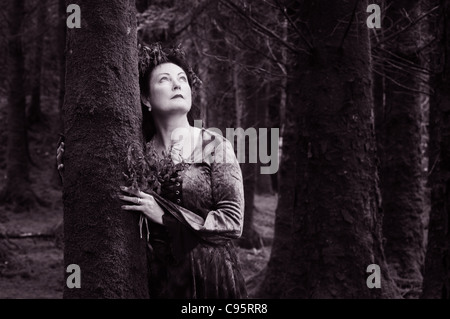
[
  {"left": 0, "top": 193, "right": 276, "bottom": 299},
  {"left": 0, "top": 116, "right": 276, "bottom": 299}
]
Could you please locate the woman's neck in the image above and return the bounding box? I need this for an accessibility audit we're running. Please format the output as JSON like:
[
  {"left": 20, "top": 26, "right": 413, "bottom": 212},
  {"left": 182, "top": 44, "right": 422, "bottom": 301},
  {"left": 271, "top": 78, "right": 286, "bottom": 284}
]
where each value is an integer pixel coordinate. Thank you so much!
[{"left": 153, "top": 116, "right": 191, "bottom": 151}]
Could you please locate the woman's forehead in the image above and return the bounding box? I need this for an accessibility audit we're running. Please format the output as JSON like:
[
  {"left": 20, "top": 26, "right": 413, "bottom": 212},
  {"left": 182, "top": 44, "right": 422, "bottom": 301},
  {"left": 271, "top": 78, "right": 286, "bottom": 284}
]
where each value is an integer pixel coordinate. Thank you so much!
[{"left": 152, "top": 62, "right": 186, "bottom": 76}]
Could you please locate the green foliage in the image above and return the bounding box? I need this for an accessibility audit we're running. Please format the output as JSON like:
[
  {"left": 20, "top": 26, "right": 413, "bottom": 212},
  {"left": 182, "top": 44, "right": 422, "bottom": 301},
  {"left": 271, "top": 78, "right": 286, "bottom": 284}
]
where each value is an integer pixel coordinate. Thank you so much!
[
  {"left": 123, "top": 141, "right": 189, "bottom": 195},
  {"left": 123, "top": 141, "right": 190, "bottom": 241}
]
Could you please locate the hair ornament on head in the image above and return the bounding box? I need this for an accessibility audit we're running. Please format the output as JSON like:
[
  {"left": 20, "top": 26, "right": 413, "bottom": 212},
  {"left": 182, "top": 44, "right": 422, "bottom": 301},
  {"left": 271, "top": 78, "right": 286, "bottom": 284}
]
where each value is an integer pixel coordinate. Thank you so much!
[
  {"left": 138, "top": 42, "right": 168, "bottom": 78},
  {"left": 138, "top": 42, "right": 202, "bottom": 94}
]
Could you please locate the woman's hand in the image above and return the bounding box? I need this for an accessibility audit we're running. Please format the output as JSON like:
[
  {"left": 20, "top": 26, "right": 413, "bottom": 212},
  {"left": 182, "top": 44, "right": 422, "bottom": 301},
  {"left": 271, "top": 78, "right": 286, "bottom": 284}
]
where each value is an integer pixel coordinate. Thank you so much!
[{"left": 119, "top": 186, "right": 164, "bottom": 225}]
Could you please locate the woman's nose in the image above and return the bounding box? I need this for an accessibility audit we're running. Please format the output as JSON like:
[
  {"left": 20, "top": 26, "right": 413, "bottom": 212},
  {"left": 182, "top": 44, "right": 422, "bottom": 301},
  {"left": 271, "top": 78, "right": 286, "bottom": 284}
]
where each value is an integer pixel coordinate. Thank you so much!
[{"left": 172, "top": 79, "right": 181, "bottom": 90}]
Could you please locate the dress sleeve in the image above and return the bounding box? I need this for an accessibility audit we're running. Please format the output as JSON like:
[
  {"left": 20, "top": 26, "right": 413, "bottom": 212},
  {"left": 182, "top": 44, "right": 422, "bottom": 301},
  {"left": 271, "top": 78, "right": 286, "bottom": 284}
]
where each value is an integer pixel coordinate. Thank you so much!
[
  {"left": 151, "top": 138, "right": 245, "bottom": 242},
  {"left": 188, "top": 138, "right": 245, "bottom": 239}
]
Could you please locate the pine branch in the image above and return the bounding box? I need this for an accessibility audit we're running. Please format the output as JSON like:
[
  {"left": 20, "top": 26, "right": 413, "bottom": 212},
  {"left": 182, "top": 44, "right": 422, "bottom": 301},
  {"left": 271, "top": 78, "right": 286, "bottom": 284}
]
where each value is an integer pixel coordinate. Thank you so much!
[
  {"left": 272, "top": 0, "right": 314, "bottom": 50},
  {"left": 374, "top": 46, "right": 433, "bottom": 75},
  {"left": 218, "top": 0, "right": 309, "bottom": 56},
  {"left": 337, "top": 0, "right": 359, "bottom": 51},
  {"left": 375, "top": 5, "right": 439, "bottom": 47},
  {"left": 266, "top": 38, "right": 287, "bottom": 76},
  {"left": 172, "top": 1, "right": 214, "bottom": 37},
  {"left": 372, "top": 67, "right": 431, "bottom": 96},
  {"left": 214, "top": 18, "right": 287, "bottom": 69}
]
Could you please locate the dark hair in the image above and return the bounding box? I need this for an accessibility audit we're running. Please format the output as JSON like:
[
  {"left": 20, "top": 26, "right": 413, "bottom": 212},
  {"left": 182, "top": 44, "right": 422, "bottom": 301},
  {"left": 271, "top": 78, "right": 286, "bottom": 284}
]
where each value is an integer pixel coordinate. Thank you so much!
[{"left": 138, "top": 42, "right": 202, "bottom": 142}]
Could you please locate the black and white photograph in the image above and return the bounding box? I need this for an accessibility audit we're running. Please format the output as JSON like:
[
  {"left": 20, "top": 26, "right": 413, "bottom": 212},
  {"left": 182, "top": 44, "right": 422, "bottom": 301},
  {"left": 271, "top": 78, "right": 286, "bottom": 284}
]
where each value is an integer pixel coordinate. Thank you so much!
[{"left": 0, "top": 0, "right": 449, "bottom": 305}]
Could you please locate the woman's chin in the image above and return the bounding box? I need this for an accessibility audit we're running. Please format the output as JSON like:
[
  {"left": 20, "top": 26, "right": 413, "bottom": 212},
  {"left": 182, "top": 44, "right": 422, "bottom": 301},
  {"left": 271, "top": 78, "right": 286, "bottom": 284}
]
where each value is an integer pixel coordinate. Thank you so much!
[{"left": 155, "top": 105, "right": 191, "bottom": 116}]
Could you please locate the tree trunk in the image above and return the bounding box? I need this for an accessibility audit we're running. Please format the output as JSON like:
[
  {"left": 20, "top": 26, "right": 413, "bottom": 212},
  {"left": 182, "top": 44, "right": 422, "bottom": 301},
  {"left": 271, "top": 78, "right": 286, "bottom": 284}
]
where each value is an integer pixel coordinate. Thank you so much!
[
  {"left": 51, "top": 0, "right": 67, "bottom": 188},
  {"left": 256, "top": 84, "right": 275, "bottom": 195},
  {"left": 63, "top": 0, "right": 148, "bottom": 298},
  {"left": 0, "top": 0, "right": 37, "bottom": 209},
  {"left": 240, "top": 158, "right": 261, "bottom": 249},
  {"left": 269, "top": 15, "right": 288, "bottom": 195},
  {"left": 236, "top": 58, "right": 263, "bottom": 250},
  {"left": 260, "top": 0, "right": 399, "bottom": 298},
  {"left": 202, "top": 11, "right": 231, "bottom": 133},
  {"left": 421, "top": 0, "right": 450, "bottom": 299},
  {"left": 378, "top": 0, "right": 425, "bottom": 286},
  {"left": 28, "top": 0, "right": 46, "bottom": 126},
  {"left": 58, "top": 0, "right": 66, "bottom": 112},
  {"left": 256, "top": 103, "right": 295, "bottom": 298}
]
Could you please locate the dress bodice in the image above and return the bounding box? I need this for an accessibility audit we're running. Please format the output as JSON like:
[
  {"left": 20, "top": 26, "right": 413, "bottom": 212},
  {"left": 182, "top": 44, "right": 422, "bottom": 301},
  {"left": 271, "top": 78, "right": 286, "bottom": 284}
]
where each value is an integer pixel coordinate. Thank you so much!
[
  {"left": 143, "top": 128, "right": 247, "bottom": 299},
  {"left": 159, "top": 170, "right": 184, "bottom": 206}
]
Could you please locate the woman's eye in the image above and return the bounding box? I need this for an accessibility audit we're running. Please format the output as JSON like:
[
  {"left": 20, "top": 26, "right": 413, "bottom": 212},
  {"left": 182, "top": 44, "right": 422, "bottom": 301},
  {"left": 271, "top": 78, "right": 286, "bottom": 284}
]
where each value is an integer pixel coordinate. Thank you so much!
[
  {"left": 179, "top": 76, "right": 187, "bottom": 82},
  {"left": 159, "top": 76, "right": 169, "bottom": 82}
]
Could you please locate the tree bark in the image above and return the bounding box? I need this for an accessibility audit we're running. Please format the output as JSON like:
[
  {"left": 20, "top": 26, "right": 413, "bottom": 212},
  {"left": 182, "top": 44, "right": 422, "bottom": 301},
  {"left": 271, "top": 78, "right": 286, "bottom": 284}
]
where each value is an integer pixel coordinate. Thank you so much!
[
  {"left": 269, "top": 15, "right": 288, "bottom": 195},
  {"left": 0, "top": 0, "right": 37, "bottom": 208},
  {"left": 51, "top": 0, "right": 67, "bottom": 188},
  {"left": 201, "top": 9, "right": 231, "bottom": 134},
  {"left": 260, "top": 0, "right": 399, "bottom": 298},
  {"left": 256, "top": 84, "right": 275, "bottom": 195},
  {"left": 63, "top": 0, "right": 148, "bottom": 298},
  {"left": 236, "top": 57, "right": 263, "bottom": 250},
  {"left": 421, "top": 0, "right": 450, "bottom": 299},
  {"left": 58, "top": 0, "right": 66, "bottom": 112},
  {"left": 257, "top": 103, "right": 295, "bottom": 297},
  {"left": 28, "top": 0, "right": 46, "bottom": 126},
  {"left": 378, "top": 0, "right": 425, "bottom": 285}
]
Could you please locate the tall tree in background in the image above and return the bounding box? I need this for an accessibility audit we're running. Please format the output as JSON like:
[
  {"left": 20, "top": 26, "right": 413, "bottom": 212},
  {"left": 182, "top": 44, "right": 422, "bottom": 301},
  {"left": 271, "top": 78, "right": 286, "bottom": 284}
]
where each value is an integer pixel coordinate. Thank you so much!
[
  {"left": 251, "top": 85, "right": 280, "bottom": 200},
  {"left": 51, "top": 0, "right": 68, "bottom": 187},
  {"left": 376, "top": 0, "right": 425, "bottom": 286},
  {"left": 0, "top": 0, "right": 37, "bottom": 208},
  {"left": 259, "top": 0, "right": 400, "bottom": 298},
  {"left": 47, "top": 0, "right": 67, "bottom": 187},
  {"left": 422, "top": 0, "right": 449, "bottom": 299},
  {"left": 267, "top": 14, "right": 289, "bottom": 195},
  {"left": 217, "top": 0, "right": 288, "bottom": 249},
  {"left": 237, "top": 60, "right": 263, "bottom": 249},
  {"left": 28, "top": 0, "right": 47, "bottom": 126},
  {"left": 0, "top": 1, "right": 7, "bottom": 83},
  {"left": 58, "top": 0, "right": 66, "bottom": 111},
  {"left": 202, "top": 6, "right": 235, "bottom": 134},
  {"left": 63, "top": 0, "right": 148, "bottom": 298},
  {"left": 225, "top": 5, "right": 263, "bottom": 249},
  {"left": 256, "top": 10, "right": 290, "bottom": 296},
  {"left": 255, "top": 83, "right": 276, "bottom": 196}
]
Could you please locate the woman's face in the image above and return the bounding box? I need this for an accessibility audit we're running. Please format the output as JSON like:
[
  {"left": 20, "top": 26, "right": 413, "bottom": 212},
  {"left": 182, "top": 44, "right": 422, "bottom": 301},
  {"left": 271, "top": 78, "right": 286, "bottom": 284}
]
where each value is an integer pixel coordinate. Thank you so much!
[{"left": 148, "top": 62, "right": 192, "bottom": 116}]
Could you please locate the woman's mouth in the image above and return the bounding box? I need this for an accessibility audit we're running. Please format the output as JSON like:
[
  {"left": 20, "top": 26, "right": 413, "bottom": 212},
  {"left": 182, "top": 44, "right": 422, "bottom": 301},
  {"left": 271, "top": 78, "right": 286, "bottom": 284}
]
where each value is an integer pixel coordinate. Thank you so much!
[{"left": 171, "top": 94, "right": 184, "bottom": 99}]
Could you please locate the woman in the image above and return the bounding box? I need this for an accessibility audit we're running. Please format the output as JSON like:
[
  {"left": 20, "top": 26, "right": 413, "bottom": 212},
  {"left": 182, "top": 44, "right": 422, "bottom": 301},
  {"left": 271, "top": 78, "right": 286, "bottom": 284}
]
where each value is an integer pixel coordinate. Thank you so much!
[{"left": 57, "top": 43, "right": 247, "bottom": 299}]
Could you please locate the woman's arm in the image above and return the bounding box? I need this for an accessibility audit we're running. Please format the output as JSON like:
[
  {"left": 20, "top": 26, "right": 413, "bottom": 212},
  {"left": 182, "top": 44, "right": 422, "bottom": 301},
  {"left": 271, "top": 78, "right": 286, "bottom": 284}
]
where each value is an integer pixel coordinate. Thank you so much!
[
  {"left": 197, "top": 138, "right": 244, "bottom": 238},
  {"left": 156, "top": 138, "right": 245, "bottom": 240}
]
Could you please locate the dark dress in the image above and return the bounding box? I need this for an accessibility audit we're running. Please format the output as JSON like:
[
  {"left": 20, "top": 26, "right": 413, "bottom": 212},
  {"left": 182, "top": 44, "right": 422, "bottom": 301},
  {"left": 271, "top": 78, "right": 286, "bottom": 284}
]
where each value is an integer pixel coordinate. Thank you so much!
[{"left": 143, "top": 128, "right": 248, "bottom": 299}]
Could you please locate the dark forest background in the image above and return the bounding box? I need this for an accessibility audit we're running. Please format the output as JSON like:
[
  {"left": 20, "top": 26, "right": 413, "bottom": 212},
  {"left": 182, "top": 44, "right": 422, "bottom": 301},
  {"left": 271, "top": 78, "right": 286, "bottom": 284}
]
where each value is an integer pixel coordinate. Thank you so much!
[{"left": 0, "top": 0, "right": 449, "bottom": 299}]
